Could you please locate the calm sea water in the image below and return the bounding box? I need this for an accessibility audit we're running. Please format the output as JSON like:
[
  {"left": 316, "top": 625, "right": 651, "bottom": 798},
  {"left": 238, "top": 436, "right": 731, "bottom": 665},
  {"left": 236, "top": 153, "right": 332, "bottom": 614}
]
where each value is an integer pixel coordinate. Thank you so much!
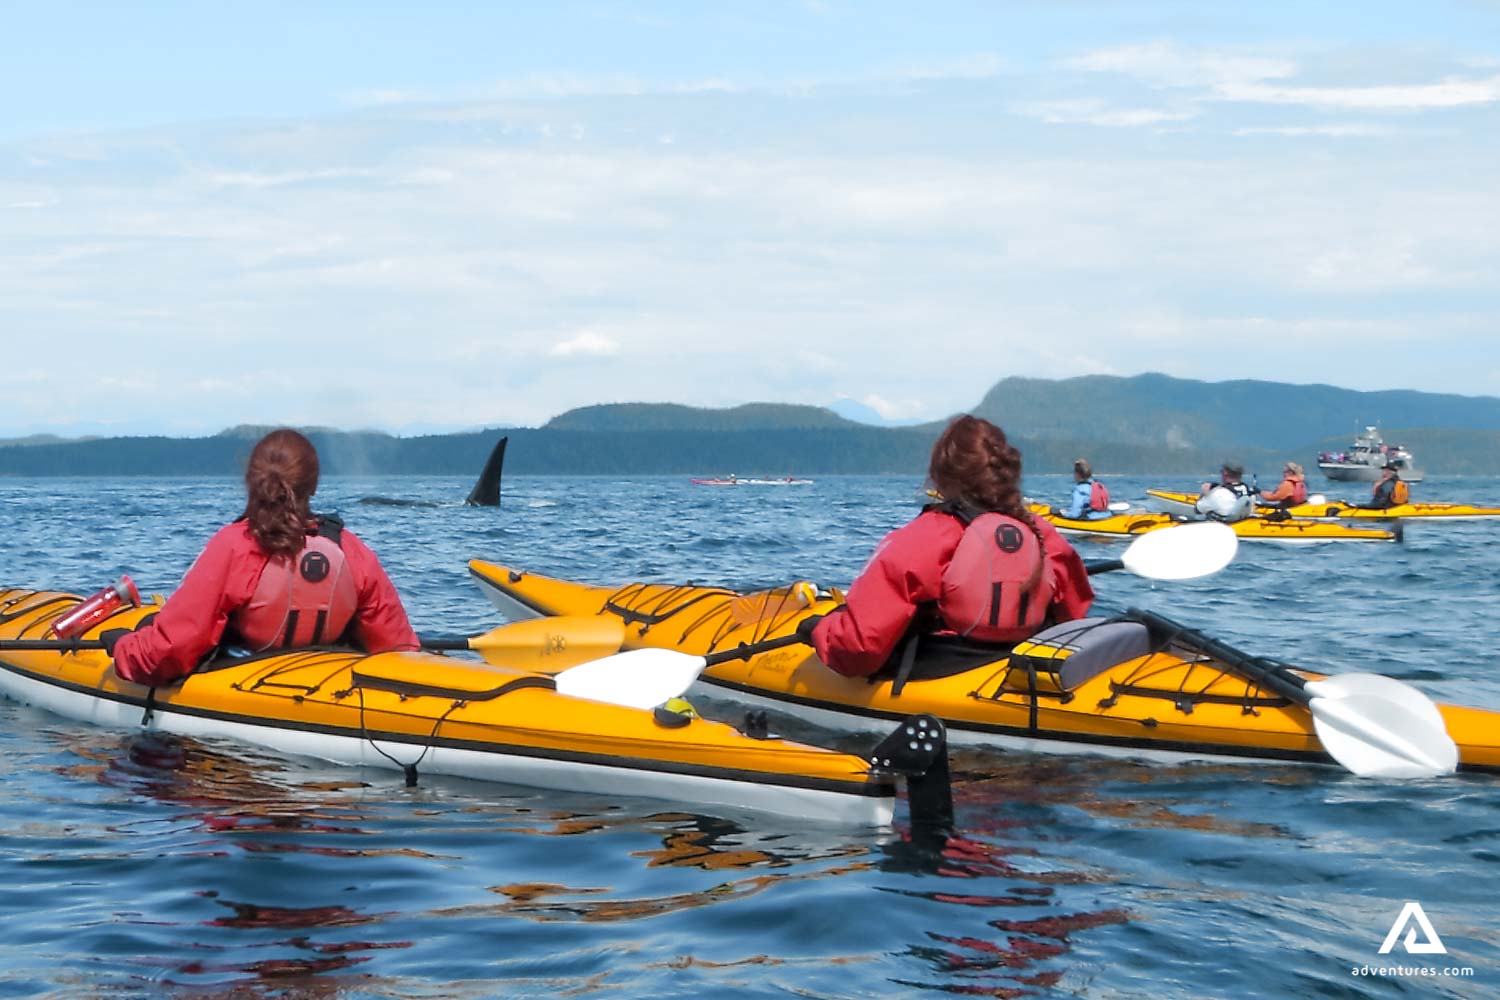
[{"left": 1, "top": 473, "right": 1497, "bottom": 999}]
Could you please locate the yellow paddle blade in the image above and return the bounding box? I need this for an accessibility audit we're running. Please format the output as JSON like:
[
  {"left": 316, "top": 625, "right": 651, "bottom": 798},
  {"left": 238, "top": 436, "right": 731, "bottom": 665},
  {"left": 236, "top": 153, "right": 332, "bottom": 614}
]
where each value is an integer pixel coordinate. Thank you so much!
[{"left": 466, "top": 616, "right": 626, "bottom": 672}]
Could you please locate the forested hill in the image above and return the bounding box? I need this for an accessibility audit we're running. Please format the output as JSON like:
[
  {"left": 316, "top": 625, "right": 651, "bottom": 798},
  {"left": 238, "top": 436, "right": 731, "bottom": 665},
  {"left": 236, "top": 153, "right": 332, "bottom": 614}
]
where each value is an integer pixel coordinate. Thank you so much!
[
  {"left": 971, "top": 373, "right": 1500, "bottom": 451},
  {"left": 6, "top": 375, "right": 1500, "bottom": 476},
  {"left": 543, "top": 403, "right": 860, "bottom": 432}
]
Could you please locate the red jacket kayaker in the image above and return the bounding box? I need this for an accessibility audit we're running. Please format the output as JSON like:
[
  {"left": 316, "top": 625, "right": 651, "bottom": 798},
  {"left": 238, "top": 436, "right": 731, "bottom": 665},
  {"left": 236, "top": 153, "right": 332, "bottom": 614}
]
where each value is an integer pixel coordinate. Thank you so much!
[
  {"left": 110, "top": 430, "right": 418, "bottom": 687},
  {"left": 804, "top": 415, "right": 1094, "bottom": 678}
]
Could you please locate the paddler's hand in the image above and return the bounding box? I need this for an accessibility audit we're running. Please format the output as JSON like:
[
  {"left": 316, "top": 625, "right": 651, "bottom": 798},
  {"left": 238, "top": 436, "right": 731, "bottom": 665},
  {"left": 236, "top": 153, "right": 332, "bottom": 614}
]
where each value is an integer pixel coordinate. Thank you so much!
[
  {"left": 794, "top": 614, "right": 826, "bottom": 646},
  {"left": 99, "top": 613, "right": 155, "bottom": 658},
  {"left": 99, "top": 628, "right": 130, "bottom": 657}
]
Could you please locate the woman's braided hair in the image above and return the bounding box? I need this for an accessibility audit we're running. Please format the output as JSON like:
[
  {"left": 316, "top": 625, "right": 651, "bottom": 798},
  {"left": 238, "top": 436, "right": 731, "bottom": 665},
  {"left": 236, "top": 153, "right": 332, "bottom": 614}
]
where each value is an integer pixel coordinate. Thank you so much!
[
  {"left": 928, "top": 415, "right": 1047, "bottom": 569},
  {"left": 242, "top": 429, "right": 319, "bottom": 560}
]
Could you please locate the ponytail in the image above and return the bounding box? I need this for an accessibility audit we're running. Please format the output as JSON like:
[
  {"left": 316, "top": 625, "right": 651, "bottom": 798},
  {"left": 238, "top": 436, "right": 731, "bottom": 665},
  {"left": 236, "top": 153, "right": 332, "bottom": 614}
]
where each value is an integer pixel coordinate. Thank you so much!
[{"left": 242, "top": 429, "right": 320, "bottom": 559}]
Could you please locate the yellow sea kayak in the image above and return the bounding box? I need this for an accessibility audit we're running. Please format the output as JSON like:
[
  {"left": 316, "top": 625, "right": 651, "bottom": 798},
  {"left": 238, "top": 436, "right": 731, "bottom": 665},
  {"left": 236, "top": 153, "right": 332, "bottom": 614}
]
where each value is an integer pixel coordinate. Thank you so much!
[
  {"left": 1147, "top": 488, "right": 1500, "bottom": 522},
  {"left": 1026, "top": 504, "right": 1399, "bottom": 543},
  {"left": 468, "top": 559, "right": 1500, "bottom": 774},
  {"left": 0, "top": 587, "right": 940, "bottom": 825}
]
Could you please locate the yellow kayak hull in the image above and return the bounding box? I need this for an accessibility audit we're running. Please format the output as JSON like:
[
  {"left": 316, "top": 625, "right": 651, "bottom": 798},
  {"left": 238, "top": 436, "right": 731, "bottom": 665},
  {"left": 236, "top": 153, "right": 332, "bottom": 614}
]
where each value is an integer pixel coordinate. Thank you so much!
[
  {"left": 468, "top": 559, "right": 1500, "bottom": 773},
  {"left": 1147, "top": 488, "right": 1500, "bottom": 522},
  {"left": 0, "top": 587, "right": 900, "bottom": 825},
  {"left": 1027, "top": 504, "right": 1399, "bottom": 543}
]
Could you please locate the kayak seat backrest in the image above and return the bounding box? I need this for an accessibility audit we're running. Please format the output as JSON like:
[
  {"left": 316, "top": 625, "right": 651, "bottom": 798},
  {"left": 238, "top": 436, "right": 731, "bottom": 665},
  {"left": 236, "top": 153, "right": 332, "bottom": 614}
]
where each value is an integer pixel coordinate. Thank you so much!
[{"left": 1009, "top": 617, "right": 1153, "bottom": 690}]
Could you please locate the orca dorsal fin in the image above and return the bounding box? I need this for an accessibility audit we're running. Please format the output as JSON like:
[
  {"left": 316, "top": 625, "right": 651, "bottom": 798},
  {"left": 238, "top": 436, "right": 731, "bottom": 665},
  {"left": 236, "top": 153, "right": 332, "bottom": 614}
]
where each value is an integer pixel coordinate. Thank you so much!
[{"left": 465, "top": 435, "right": 507, "bottom": 507}]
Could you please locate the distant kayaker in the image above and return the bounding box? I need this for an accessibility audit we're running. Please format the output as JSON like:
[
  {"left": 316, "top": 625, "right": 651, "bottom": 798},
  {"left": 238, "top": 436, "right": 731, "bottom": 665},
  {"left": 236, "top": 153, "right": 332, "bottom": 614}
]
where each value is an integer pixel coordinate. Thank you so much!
[
  {"left": 1367, "top": 461, "right": 1410, "bottom": 509},
  {"left": 1195, "top": 461, "right": 1257, "bottom": 522},
  {"left": 106, "top": 429, "right": 419, "bottom": 687},
  {"left": 1061, "top": 458, "right": 1111, "bottom": 519},
  {"left": 794, "top": 415, "right": 1094, "bottom": 678},
  {"left": 1258, "top": 462, "right": 1308, "bottom": 509}
]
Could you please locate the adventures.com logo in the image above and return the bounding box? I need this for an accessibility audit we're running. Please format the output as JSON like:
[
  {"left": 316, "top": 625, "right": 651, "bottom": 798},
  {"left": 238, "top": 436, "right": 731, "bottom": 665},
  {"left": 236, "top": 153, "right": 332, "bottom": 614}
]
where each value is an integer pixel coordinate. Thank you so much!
[{"left": 1350, "top": 902, "right": 1475, "bottom": 980}]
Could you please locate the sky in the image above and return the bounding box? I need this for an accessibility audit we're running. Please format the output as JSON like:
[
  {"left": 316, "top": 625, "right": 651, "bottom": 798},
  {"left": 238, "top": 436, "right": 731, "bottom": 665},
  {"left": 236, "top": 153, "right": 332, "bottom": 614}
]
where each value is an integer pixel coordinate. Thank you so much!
[{"left": 4, "top": 1, "right": 1500, "bottom": 437}]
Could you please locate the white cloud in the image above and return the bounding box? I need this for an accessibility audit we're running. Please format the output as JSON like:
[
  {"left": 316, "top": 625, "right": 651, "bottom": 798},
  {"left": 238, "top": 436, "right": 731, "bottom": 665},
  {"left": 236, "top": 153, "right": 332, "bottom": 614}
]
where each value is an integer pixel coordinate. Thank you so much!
[
  {"left": 6, "top": 71, "right": 1500, "bottom": 436},
  {"left": 1014, "top": 98, "right": 1196, "bottom": 128},
  {"left": 207, "top": 167, "right": 381, "bottom": 189},
  {"left": 549, "top": 331, "right": 621, "bottom": 358},
  {"left": 1232, "top": 124, "right": 1390, "bottom": 137},
  {"left": 1215, "top": 73, "right": 1500, "bottom": 110},
  {"left": 1066, "top": 43, "right": 1296, "bottom": 89},
  {"left": 1067, "top": 42, "right": 1500, "bottom": 113}
]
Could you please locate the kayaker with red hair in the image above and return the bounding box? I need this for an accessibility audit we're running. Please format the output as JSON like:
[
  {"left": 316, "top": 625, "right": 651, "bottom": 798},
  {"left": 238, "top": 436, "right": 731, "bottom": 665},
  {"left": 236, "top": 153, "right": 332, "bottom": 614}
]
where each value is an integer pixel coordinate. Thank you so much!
[
  {"left": 109, "top": 429, "right": 418, "bottom": 686},
  {"left": 798, "top": 415, "right": 1094, "bottom": 678}
]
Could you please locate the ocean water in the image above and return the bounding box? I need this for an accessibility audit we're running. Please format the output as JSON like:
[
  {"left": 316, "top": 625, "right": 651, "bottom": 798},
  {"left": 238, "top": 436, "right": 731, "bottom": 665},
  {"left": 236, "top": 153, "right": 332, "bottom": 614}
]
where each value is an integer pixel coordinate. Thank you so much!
[{"left": 0, "top": 473, "right": 1497, "bottom": 999}]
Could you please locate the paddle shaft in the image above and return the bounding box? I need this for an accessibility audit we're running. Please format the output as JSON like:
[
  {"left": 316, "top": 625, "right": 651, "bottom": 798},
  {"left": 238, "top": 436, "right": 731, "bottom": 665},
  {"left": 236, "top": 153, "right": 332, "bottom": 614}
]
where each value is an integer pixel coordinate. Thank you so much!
[
  {"left": 704, "top": 632, "right": 808, "bottom": 667},
  {"left": 709, "top": 546, "right": 1212, "bottom": 665},
  {"left": 0, "top": 638, "right": 107, "bottom": 653},
  {"left": 417, "top": 637, "right": 469, "bottom": 652},
  {"left": 2, "top": 636, "right": 547, "bottom": 655},
  {"left": 1126, "top": 607, "right": 1307, "bottom": 704}
]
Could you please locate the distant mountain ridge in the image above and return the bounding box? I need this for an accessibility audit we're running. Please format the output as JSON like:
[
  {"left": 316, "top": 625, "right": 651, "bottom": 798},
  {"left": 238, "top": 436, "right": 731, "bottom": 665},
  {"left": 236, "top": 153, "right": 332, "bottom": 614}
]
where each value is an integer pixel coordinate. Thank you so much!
[
  {"left": 827, "top": 398, "right": 927, "bottom": 427},
  {"left": 971, "top": 373, "right": 1500, "bottom": 451},
  {"left": 545, "top": 402, "right": 859, "bottom": 432},
  {"left": 5, "top": 374, "right": 1500, "bottom": 475}
]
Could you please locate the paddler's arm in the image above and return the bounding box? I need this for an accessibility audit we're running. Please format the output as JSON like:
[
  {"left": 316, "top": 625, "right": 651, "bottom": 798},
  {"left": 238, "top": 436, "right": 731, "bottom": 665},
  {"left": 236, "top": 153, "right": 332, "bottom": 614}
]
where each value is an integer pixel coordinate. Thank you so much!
[
  {"left": 810, "top": 512, "right": 957, "bottom": 678},
  {"left": 341, "top": 530, "right": 420, "bottom": 653},
  {"left": 1062, "top": 481, "right": 1090, "bottom": 520},
  {"left": 112, "top": 526, "right": 250, "bottom": 686},
  {"left": 1038, "top": 518, "right": 1095, "bottom": 622}
]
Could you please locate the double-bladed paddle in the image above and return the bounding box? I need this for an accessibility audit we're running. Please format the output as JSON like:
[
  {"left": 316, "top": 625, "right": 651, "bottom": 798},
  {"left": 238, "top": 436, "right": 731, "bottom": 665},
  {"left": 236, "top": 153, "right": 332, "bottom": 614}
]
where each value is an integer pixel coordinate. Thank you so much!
[
  {"left": 0, "top": 615, "right": 628, "bottom": 673},
  {"left": 480, "top": 521, "right": 1243, "bottom": 710},
  {"left": 466, "top": 522, "right": 1464, "bottom": 779},
  {"left": 1081, "top": 519, "right": 1237, "bottom": 581},
  {"left": 0, "top": 616, "right": 641, "bottom": 705},
  {"left": 418, "top": 615, "right": 625, "bottom": 671},
  {"left": 1126, "top": 608, "right": 1458, "bottom": 778},
  {"left": 2, "top": 522, "right": 1239, "bottom": 717}
]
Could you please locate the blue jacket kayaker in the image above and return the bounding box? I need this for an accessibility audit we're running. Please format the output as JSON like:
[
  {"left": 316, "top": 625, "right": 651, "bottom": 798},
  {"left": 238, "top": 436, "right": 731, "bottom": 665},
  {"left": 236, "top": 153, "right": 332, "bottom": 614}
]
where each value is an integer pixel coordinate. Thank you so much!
[{"left": 1063, "top": 459, "right": 1110, "bottom": 519}]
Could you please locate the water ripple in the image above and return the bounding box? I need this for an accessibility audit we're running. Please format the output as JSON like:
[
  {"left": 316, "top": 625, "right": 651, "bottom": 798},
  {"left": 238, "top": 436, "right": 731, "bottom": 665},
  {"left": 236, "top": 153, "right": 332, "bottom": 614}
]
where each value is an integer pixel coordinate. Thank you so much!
[{"left": 1, "top": 474, "right": 1498, "bottom": 997}]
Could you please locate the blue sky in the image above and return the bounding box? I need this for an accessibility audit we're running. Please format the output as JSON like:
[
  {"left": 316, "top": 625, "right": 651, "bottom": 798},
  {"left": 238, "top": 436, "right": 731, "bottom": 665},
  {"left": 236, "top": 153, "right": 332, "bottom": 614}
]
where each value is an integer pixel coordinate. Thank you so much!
[{"left": 4, "top": 2, "right": 1500, "bottom": 436}]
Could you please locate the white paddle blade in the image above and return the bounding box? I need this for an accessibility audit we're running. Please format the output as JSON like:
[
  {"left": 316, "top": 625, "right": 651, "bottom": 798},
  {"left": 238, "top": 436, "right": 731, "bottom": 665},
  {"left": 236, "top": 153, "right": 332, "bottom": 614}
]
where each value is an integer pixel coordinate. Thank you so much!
[
  {"left": 1119, "top": 521, "right": 1238, "bottom": 581},
  {"left": 1108, "top": 501, "right": 1131, "bottom": 512},
  {"left": 1305, "top": 673, "right": 1446, "bottom": 729},
  {"left": 1307, "top": 494, "right": 1327, "bottom": 505},
  {"left": 1310, "top": 692, "right": 1459, "bottom": 778},
  {"left": 552, "top": 648, "right": 707, "bottom": 710}
]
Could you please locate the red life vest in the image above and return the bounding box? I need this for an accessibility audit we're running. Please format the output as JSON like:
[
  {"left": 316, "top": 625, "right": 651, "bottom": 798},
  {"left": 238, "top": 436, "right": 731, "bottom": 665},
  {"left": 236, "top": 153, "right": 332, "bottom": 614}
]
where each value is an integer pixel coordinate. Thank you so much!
[
  {"left": 939, "top": 508, "right": 1053, "bottom": 643},
  {"left": 233, "top": 519, "right": 359, "bottom": 651},
  {"left": 1290, "top": 478, "right": 1308, "bottom": 503},
  {"left": 1088, "top": 480, "right": 1110, "bottom": 512}
]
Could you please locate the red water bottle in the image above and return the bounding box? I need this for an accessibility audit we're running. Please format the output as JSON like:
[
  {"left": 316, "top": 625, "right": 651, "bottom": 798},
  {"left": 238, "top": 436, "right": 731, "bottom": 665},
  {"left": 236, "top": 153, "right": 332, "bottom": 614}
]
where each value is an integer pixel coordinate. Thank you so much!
[{"left": 50, "top": 575, "right": 142, "bottom": 639}]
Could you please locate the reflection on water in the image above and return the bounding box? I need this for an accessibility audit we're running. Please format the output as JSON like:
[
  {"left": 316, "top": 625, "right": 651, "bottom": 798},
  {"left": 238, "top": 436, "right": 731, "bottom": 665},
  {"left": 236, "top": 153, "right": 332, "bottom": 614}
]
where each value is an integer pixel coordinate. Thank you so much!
[{"left": 4, "top": 475, "right": 1500, "bottom": 998}]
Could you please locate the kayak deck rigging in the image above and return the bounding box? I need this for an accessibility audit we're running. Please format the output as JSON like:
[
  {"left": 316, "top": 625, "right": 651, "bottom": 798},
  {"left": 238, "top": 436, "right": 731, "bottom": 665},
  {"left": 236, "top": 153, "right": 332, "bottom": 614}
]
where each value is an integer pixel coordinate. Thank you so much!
[
  {"left": 0, "top": 586, "right": 962, "bottom": 826},
  {"left": 469, "top": 560, "right": 1500, "bottom": 774}
]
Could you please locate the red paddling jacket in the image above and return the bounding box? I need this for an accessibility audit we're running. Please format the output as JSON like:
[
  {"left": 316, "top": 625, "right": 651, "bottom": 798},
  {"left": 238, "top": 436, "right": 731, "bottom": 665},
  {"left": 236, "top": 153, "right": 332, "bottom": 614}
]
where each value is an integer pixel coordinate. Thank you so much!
[
  {"left": 112, "top": 518, "right": 419, "bottom": 687},
  {"left": 810, "top": 506, "right": 1094, "bottom": 678}
]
